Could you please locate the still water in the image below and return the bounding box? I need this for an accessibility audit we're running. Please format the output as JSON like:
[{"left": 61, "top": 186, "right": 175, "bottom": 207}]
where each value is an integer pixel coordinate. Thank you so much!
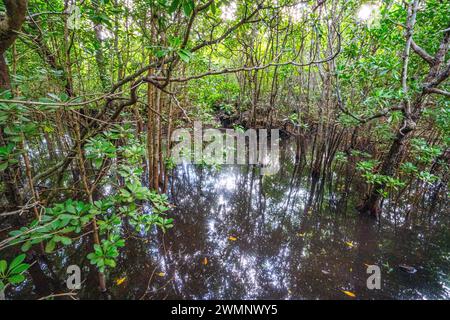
[{"left": 11, "top": 139, "right": 450, "bottom": 299}]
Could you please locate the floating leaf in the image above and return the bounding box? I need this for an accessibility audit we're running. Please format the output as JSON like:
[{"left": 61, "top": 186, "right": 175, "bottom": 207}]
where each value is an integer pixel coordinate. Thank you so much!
[
  {"left": 115, "top": 277, "right": 126, "bottom": 286},
  {"left": 202, "top": 257, "right": 208, "bottom": 265},
  {"left": 342, "top": 290, "right": 356, "bottom": 298},
  {"left": 345, "top": 241, "right": 355, "bottom": 248},
  {"left": 157, "top": 272, "right": 165, "bottom": 277},
  {"left": 228, "top": 236, "right": 237, "bottom": 241}
]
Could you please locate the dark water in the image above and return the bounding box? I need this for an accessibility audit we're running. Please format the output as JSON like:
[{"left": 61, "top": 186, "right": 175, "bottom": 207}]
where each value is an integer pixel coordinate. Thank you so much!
[{"left": 9, "top": 139, "right": 450, "bottom": 300}]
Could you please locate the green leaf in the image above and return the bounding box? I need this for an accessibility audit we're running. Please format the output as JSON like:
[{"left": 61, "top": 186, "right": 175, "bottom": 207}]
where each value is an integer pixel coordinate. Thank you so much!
[
  {"left": 8, "top": 274, "right": 25, "bottom": 285},
  {"left": 87, "top": 252, "right": 96, "bottom": 260},
  {"left": 45, "top": 240, "right": 56, "bottom": 253},
  {"left": 0, "top": 260, "right": 7, "bottom": 274},
  {"left": 10, "top": 263, "right": 30, "bottom": 275},
  {"left": 94, "top": 243, "right": 102, "bottom": 254},
  {"left": 182, "top": 0, "right": 194, "bottom": 16},
  {"left": 47, "top": 93, "right": 61, "bottom": 102},
  {"left": 60, "top": 237, "right": 72, "bottom": 245},
  {"left": 8, "top": 254, "right": 25, "bottom": 272},
  {"left": 105, "top": 259, "right": 116, "bottom": 267},
  {"left": 21, "top": 240, "right": 32, "bottom": 252},
  {"left": 66, "top": 203, "right": 76, "bottom": 214},
  {"left": 0, "top": 161, "right": 8, "bottom": 171},
  {"left": 178, "top": 49, "right": 191, "bottom": 63},
  {"left": 168, "top": 0, "right": 180, "bottom": 13}
]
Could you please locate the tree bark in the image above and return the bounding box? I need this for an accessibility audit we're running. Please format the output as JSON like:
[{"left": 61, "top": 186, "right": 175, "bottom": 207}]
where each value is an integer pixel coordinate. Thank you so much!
[
  {"left": 359, "top": 116, "right": 416, "bottom": 217},
  {"left": 0, "top": 0, "right": 28, "bottom": 54}
]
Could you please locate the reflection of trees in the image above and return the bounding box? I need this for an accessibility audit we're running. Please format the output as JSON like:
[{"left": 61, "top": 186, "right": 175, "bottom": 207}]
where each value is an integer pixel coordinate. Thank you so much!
[{"left": 11, "top": 140, "right": 449, "bottom": 299}]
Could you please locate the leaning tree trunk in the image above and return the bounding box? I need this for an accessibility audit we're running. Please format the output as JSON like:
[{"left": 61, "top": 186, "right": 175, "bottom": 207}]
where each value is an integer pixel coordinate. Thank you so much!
[{"left": 359, "top": 122, "right": 413, "bottom": 217}]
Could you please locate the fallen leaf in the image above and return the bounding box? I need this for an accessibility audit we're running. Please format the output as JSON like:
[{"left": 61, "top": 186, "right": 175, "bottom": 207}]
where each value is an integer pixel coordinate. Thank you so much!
[
  {"left": 297, "top": 232, "right": 306, "bottom": 237},
  {"left": 157, "top": 272, "right": 166, "bottom": 277},
  {"left": 115, "top": 277, "right": 126, "bottom": 286},
  {"left": 228, "top": 236, "right": 237, "bottom": 241},
  {"left": 342, "top": 290, "right": 356, "bottom": 298},
  {"left": 202, "top": 257, "right": 208, "bottom": 265},
  {"left": 321, "top": 270, "right": 330, "bottom": 275},
  {"left": 345, "top": 241, "right": 355, "bottom": 248}
]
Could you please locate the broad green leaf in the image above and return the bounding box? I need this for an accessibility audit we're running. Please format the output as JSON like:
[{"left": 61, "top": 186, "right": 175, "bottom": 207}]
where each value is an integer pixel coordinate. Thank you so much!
[
  {"left": 169, "top": 0, "right": 180, "bottom": 13},
  {"left": 8, "top": 274, "right": 25, "bottom": 285},
  {"left": 8, "top": 254, "right": 26, "bottom": 272},
  {"left": 45, "top": 240, "right": 56, "bottom": 253},
  {"left": 10, "top": 263, "right": 30, "bottom": 275},
  {"left": 0, "top": 260, "right": 7, "bottom": 274}
]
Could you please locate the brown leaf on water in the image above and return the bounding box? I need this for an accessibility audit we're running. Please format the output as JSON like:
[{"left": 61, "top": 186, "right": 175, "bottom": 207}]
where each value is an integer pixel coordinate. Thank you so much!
[
  {"left": 202, "top": 257, "right": 208, "bottom": 265},
  {"left": 342, "top": 290, "right": 356, "bottom": 298}
]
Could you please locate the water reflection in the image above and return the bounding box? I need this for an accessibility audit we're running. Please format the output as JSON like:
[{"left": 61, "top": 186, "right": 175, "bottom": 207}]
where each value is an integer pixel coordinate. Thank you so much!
[{"left": 9, "top": 139, "right": 450, "bottom": 300}]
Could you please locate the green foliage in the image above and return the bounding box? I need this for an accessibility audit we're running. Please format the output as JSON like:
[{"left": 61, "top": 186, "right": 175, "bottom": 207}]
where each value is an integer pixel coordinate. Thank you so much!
[
  {"left": 334, "top": 151, "right": 348, "bottom": 163},
  {"left": 5, "top": 135, "right": 173, "bottom": 277},
  {"left": 9, "top": 199, "right": 92, "bottom": 253},
  {"left": 168, "top": 0, "right": 195, "bottom": 16},
  {"left": 0, "top": 254, "right": 30, "bottom": 292},
  {"left": 411, "top": 138, "right": 441, "bottom": 165},
  {"left": 357, "top": 160, "right": 405, "bottom": 196},
  {"left": 0, "top": 143, "right": 19, "bottom": 172},
  {"left": 85, "top": 136, "right": 117, "bottom": 168},
  {"left": 400, "top": 162, "right": 417, "bottom": 175},
  {"left": 87, "top": 235, "right": 125, "bottom": 273}
]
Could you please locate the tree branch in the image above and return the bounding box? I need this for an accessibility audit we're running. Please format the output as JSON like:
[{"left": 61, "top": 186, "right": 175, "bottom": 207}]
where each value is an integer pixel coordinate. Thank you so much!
[{"left": 411, "top": 40, "right": 434, "bottom": 65}]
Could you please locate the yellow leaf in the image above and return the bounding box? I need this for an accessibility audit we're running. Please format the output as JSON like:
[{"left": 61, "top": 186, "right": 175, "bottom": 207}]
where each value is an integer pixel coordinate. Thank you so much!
[
  {"left": 115, "top": 277, "right": 126, "bottom": 286},
  {"left": 345, "top": 241, "right": 355, "bottom": 248},
  {"left": 228, "top": 236, "right": 237, "bottom": 241},
  {"left": 297, "top": 232, "right": 305, "bottom": 237},
  {"left": 157, "top": 272, "right": 165, "bottom": 277},
  {"left": 202, "top": 257, "right": 208, "bottom": 265},
  {"left": 342, "top": 290, "right": 356, "bottom": 298}
]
